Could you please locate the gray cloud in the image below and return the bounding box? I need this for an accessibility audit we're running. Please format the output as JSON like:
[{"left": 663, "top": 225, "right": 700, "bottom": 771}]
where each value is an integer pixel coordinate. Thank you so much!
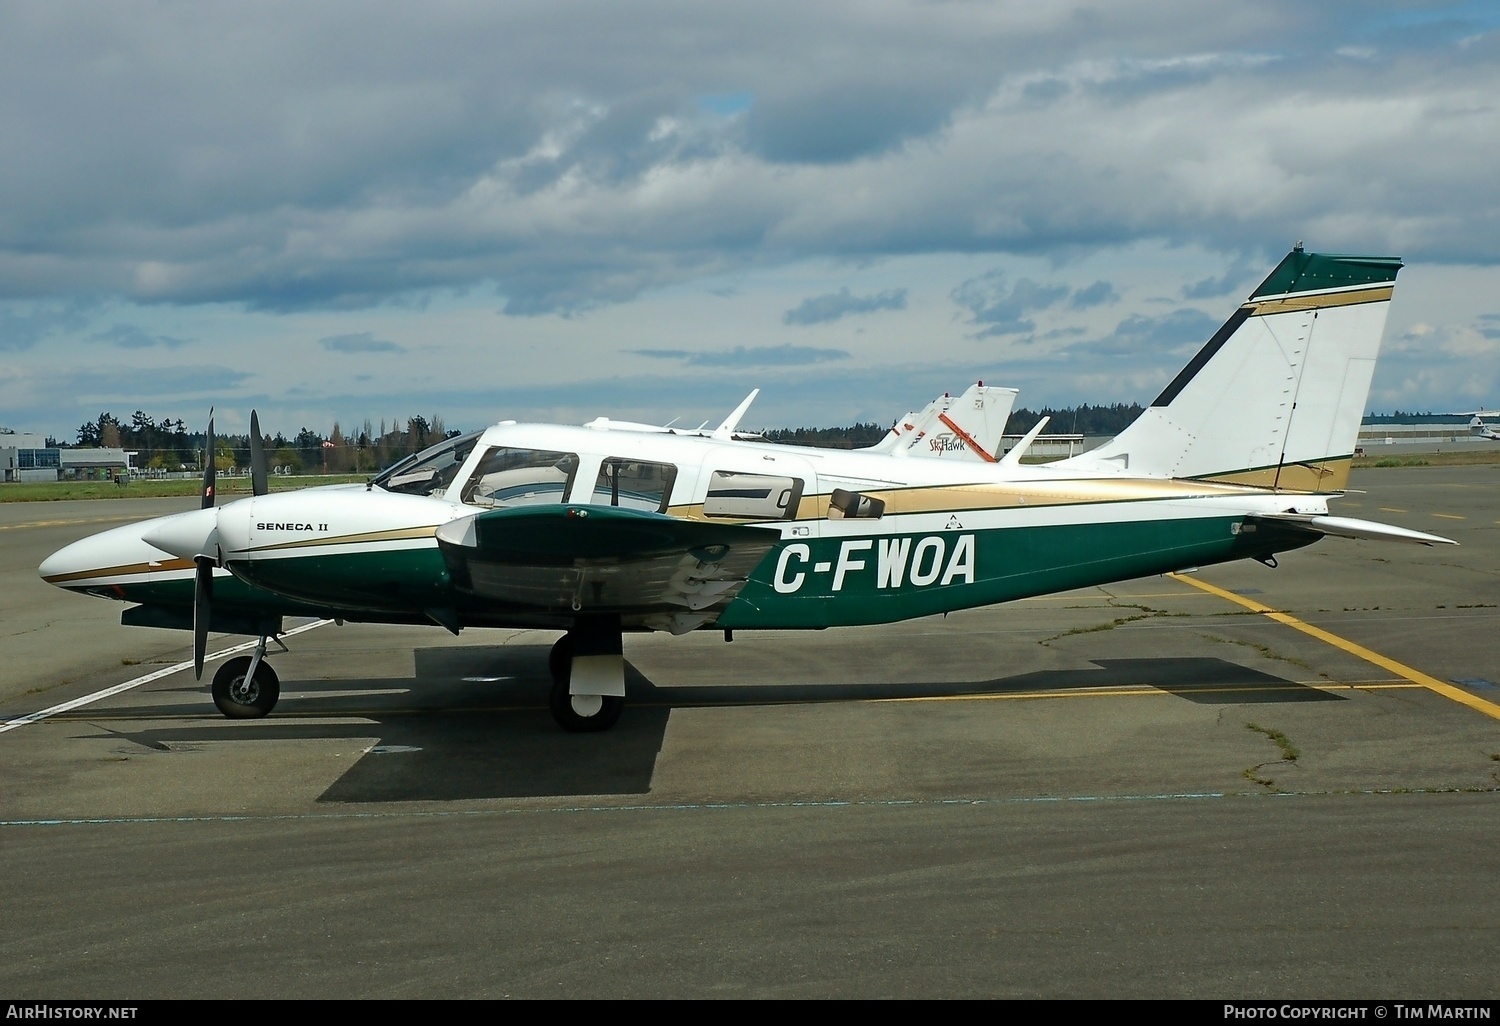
[
  {"left": 1, "top": 4, "right": 1498, "bottom": 435},
  {"left": 319, "top": 332, "right": 405, "bottom": 353},
  {"left": 1069, "top": 280, "right": 1118, "bottom": 309},
  {"left": 1, "top": 5, "right": 1496, "bottom": 317},
  {"left": 1064, "top": 309, "right": 1223, "bottom": 359},
  {"left": 93, "top": 323, "right": 189, "bottom": 349},
  {"left": 1183, "top": 257, "right": 1260, "bottom": 299},
  {"left": 633, "top": 344, "right": 849, "bottom": 367},
  {"left": 952, "top": 272, "right": 1070, "bottom": 338},
  {"left": 783, "top": 287, "right": 907, "bottom": 325},
  {"left": 0, "top": 301, "right": 94, "bottom": 351}
]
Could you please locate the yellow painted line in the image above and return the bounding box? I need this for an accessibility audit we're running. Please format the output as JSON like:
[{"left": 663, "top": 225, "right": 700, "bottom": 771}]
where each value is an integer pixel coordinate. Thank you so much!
[
  {"left": 1378, "top": 507, "right": 1407, "bottom": 514},
  {"left": 871, "top": 682, "right": 1421, "bottom": 705},
  {"left": 1432, "top": 513, "right": 1466, "bottom": 521},
  {"left": 1170, "top": 573, "right": 1500, "bottom": 722}
]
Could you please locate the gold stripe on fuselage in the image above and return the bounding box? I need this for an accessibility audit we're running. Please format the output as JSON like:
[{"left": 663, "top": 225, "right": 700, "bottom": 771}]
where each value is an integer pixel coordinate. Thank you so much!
[
  {"left": 1245, "top": 284, "right": 1393, "bottom": 316},
  {"left": 42, "top": 557, "right": 196, "bottom": 586},
  {"left": 666, "top": 475, "right": 1287, "bottom": 523},
  {"left": 234, "top": 525, "right": 441, "bottom": 555}
]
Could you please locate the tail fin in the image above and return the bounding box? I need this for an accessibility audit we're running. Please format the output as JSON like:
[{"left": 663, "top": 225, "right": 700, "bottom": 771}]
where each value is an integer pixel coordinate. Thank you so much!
[
  {"left": 889, "top": 382, "right": 1018, "bottom": 461},
  {"left": 1060, "top": 247, "right": 1402, "bottom": 492},
  {"left": 868, "top": 410, "right": 923, "bottom": 453}
]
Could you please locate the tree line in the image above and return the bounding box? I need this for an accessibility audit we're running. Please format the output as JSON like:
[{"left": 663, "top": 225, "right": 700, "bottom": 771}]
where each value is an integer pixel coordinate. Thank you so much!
[
  {"left": 70, "top": 411, "right": 456, "bottom": 474},
  {"left": 55, "top": 403, "right": 1466, "bottom": 476},
  {"left": 1362, "top": 411, "right": 1475, "bottom": 423},
  {"left": 65, "top": 402, "right": 1157, "bottom": 474},
  {"left": 761, "top": 402, "right": 1147, "bottom": 449}
]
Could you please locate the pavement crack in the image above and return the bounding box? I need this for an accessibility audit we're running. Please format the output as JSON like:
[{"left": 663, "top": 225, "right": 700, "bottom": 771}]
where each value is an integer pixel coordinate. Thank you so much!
[{"left": 1243, "top": 722, "right": 1300, "bottom": 792}]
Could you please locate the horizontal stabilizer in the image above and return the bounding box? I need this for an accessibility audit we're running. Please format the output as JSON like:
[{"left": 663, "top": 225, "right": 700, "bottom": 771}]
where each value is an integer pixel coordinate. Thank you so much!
[{"left": 1249, "top": 512, "right": 1456, "bottom": 546}]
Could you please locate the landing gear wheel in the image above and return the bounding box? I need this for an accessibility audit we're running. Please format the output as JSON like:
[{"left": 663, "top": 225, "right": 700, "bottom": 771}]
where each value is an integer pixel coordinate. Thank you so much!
[
  {"left": 547, "top": 643, "right": 623, "bottom": 733},
  {"left": 548, "top": 634, "right": 572, "bottom": 682},
  {"left": 548, "top": 676, "right": 623, "bottom": 733},
  {"left": 211, "top": 656, "right": 280, "bottom": 719}
]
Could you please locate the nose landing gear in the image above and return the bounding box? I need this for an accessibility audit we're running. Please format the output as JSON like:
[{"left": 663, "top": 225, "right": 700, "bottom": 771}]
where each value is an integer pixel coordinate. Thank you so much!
[{"left": 210, "top": 632, "right": 287, "bottom": 719}]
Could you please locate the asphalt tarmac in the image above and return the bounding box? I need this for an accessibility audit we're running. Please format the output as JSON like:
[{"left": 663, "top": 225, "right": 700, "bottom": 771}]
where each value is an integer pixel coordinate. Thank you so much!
[{"left": 2, "top": 467, "right": 1497, "bottom": 999}]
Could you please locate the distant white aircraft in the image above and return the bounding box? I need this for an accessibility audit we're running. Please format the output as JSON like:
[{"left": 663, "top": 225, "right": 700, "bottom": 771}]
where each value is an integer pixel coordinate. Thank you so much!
[
  {"left": 870, "top": 381, "right": 1018, "bottom": 461},
  {"left": 40, "top": 246, "right": 1454, "bottom": 733},
  {"left": 1459, "top": 410, "right": 1500, "bottom": 441}
]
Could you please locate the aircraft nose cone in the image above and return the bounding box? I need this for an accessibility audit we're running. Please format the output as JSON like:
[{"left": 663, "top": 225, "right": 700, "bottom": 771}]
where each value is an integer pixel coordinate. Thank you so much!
[
  {"left": 140, "top": 506, "right": 220, "bottom": 561},
  {"left": 38, "top": 539, "right": 86, "bottom": 583},
  {"left": 38, "top": 522, "right": 156, "bottom": 588}
]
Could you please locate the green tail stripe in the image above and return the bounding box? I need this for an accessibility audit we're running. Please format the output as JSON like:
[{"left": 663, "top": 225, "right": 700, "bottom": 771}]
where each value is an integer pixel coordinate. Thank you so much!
[{"left": 1250, "top": 250, "right": 1401, "bottom": 299}]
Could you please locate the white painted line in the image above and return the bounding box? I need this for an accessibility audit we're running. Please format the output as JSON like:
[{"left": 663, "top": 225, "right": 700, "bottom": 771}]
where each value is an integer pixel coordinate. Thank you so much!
[{"left": 0, "top": 619, "right": 332, "bottom": 734}]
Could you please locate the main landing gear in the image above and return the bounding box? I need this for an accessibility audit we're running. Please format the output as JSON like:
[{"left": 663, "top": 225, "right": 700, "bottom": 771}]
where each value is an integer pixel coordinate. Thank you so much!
[
  {"left": 210, "top": 633, "right": 286, "bottom": 719},
  {"left": 547, "top": 614, "right": 625, "bottom": 733},
  {"left": 203, "top": 621, "right": 629, "bottom": 730}
]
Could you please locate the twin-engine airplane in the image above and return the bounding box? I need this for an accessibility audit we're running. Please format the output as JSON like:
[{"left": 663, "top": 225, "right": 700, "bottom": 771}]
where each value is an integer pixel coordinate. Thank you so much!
[{"left": 40, "top": 246, "right": 1455, "bottom": 732}]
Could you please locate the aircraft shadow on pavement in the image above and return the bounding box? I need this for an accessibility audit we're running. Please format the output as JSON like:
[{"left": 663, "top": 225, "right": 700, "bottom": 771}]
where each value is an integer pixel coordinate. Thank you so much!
[{"left": 76, "top": 646, "right": 1337, "bottom": 802}]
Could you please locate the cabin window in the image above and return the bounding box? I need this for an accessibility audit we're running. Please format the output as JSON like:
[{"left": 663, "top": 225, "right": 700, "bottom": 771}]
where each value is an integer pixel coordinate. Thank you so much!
[
  {"left": 461, "top": 447, "right": 580, "bottom": 507},
  {"left": 828, "top": 488, "right": 885, "bottom": 519},
  {"left": 373, "top": 430, "right": 480, "bottom": 496},
  {"left": 591, "top": 458, "right": 677, "bottom": 512},
  {"left": 702, "top": 471, "right": 804, "bottom": 520}
]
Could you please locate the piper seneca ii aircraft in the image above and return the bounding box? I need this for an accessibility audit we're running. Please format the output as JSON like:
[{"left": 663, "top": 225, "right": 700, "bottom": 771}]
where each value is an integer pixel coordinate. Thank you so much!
[{"left": 40, "top": 246, "right": 1455, "bottom": 732}]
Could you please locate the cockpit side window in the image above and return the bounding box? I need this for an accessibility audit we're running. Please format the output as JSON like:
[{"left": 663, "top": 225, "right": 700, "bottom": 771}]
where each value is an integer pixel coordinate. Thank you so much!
[
  {"left": 461, "top": 447, "right": 580, "bottom": 507},
  {"left": 590, "top": 458, "right": 677, "bottom": 513},
  {"left": 372, "top": 431, "right": 480, "bottom": 496}
]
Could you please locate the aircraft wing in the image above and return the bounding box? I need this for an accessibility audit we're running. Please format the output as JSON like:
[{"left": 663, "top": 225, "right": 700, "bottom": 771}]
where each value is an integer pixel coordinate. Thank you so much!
[{"left": 434, "top": 505, "right": 779, "bottom": 622}]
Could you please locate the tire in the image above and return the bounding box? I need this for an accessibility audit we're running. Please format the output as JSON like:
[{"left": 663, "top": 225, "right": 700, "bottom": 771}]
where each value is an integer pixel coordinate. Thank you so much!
[
  {"left": 548, "top": 634, "right": 572, "bottom": 682},
  {"left": 547, "top": 670, "right": 623, "bottom": 733},
  {"left": 211, "top": 656, "right": 280, "bottom": 719}
]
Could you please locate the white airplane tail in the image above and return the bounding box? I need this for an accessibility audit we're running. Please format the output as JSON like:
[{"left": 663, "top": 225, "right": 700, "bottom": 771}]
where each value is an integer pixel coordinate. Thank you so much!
[
  {"left": 1060, "top": 247, "right": 1402, "bottom": 492},
  {"left": 878, "top": 382, "right": 1018, "bottom": 461},
  {"left": 869, "top": 412, "right": 921, "bottom": 453}
]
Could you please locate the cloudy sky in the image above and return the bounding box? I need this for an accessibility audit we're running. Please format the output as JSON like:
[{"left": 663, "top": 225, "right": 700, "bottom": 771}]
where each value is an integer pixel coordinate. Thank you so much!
[{"left": 3, "top": 1, "right": 1499, "bottom": 442}]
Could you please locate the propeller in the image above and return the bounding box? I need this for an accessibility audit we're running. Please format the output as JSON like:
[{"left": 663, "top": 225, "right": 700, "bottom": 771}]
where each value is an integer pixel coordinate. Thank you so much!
[
  {"left": 189, "top": 408, "right": 269, "bottom": 678},
  {"left": 193, "top": 410, "right": 216, "bottom": 680},
  {"left": 250, "top": 409, "right": 269, "bottom": 497},
  {"left": 201, "top": 409, "right": 216, "bottom": 510}
]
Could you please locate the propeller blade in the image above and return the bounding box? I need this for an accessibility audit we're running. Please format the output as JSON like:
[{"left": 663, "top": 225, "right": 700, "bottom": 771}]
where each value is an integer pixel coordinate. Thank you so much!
[
  {"left": 250, "top": 410, "right": 269, "bottom": 497},
  {"left": 201, "top": 410, "right": 217, "bottom": 509},
  {"left": 194, "top": 407, "right": 219, "bottom": 680},
  {"left": 192, "top": 556, "right": 213, "bottom": 681}
]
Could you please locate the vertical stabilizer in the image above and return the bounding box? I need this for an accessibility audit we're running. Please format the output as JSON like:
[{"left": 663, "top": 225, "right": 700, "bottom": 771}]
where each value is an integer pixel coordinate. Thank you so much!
[
  {"left": 1059, "top": 248, "right": 1402, "bottom": 491},
  {"left": 891, "top": 382, "right": 1018, "bottom": 461}
]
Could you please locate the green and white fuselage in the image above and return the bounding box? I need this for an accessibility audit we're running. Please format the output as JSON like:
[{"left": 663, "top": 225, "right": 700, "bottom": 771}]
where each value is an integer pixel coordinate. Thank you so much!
[
  {"left": 38, "top": 247, "right": 1454, "bottom": 730},
  {"left": 36, "top": 427, "right": 1336, "bottom": 634}
]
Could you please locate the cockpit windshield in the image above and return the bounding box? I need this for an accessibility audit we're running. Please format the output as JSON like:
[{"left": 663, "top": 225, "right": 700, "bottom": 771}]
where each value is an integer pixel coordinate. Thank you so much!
[{"left": 371, "top": 430, "right": 481, "bottom": 497}]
